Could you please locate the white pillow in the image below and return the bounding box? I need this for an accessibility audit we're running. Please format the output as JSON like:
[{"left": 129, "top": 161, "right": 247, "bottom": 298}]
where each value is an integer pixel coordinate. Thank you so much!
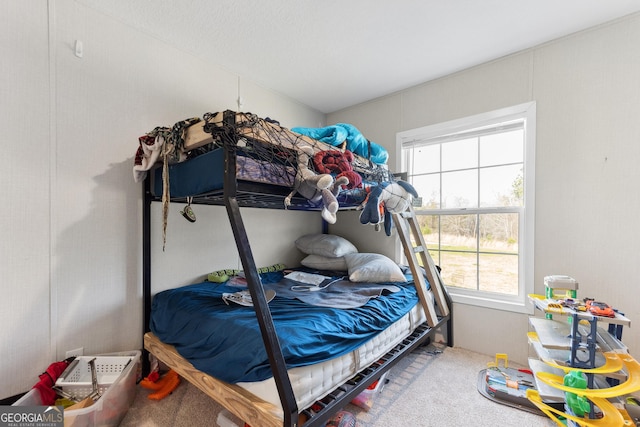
[
  {"left": 344, "top": 253, "right": 407, "bottom": 283},
  {"left": 300, "top": 254, "right": 348, "bottom": 271},
  {"left": 295, "top": 234, "right": 358, "bottom": 258}
]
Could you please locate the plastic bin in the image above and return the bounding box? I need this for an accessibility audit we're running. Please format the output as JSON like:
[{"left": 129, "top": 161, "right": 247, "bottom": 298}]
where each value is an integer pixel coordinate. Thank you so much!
[
  {"left": 13, "top": 350, "right": 140, "bottom": 427},
  {"left": 350, "top": 372, "right": 388, "bottom": 411},
  {"left": 55, "top": 354, "right": 136, "bottom": 400}
]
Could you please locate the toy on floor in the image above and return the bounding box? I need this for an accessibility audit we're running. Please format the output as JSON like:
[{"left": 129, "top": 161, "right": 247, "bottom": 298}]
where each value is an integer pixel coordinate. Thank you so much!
[
  {"left": 478, "top": 353, "right": 543, "bottom": 415},
  {"left": 324, "top": 410, "right": 356, "bottom": 427},
  {"left": 140, "top": 369, "right": 181, "bottom": 400},
  {"left": 528, "top": 351, "right": 640, "bottom": 426}
]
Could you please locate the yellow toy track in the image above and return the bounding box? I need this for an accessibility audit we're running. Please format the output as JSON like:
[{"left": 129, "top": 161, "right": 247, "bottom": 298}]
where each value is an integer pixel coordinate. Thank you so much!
[
  {"left": 528, "top": 353, "right": 640, "bottom": 426},
  {"left": 534, "top": 353, "right": 640, "bottom": 399},
  {"left": 526, "top": 389, "right": 633, "bottom": 427},
  {"left": 526, "top": 294, "right": 638, "bottom": 426}
]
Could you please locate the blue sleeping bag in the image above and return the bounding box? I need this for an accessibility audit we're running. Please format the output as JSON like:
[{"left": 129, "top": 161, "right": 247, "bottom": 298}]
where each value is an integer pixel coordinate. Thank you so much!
[{"left": 292, "top": 123, "right": 389, "bottom": 165}]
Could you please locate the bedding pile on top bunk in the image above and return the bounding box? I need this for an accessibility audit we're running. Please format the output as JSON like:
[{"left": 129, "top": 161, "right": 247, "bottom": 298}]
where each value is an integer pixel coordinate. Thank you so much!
[
  {"left": 131, "top": 110, "right": 393, "bottom": 212},
  {"left": 291, "top": 123, "right": 389, "bottom": 165}
]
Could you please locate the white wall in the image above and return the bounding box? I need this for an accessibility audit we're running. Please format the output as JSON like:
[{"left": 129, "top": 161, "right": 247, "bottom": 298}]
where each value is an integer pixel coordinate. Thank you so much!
[
  {"left": 3, "top": 0, "right": 639, "bottom": 400},
  {"left": 1, "top": 0, "right": 323, "bottom": 399},
  {"left": 329, "top": 13, "right": 640, "bottom": 365},
  {"left": 1, "top": 1, "right": 52, "bottom": 400}
]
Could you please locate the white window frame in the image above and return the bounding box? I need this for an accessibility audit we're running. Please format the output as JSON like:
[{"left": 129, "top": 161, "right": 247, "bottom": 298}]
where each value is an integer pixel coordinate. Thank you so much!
[{"left": 396, "top": 102, "right": 536, "bottom": 314}]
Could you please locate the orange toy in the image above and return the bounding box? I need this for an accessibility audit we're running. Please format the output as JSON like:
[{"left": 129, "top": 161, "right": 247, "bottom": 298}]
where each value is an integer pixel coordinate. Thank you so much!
[
  {"left": 140, "top": 369, "right": 181, "bottom": 400},
  {"left": 584, "top": 298, "right": 615, "bottom": 318}
]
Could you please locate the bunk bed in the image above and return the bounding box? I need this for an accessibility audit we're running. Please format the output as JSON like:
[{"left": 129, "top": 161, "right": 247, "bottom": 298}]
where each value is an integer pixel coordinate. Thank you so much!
[{"left": 138, "top": 110, "right": 453, "bottom": 427}]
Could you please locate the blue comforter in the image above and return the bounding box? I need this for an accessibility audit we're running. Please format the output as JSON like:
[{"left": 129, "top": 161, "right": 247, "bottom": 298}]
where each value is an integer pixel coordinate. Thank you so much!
[{"left": 150, "top": 270, "right": 421, "bottom": 383}]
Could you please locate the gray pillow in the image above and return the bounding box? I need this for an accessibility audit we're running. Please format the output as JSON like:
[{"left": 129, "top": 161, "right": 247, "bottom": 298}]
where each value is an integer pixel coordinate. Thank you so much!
[
  {"left": 344, "top": 253, "right": 407, "bottom": 283},
  {"left": 300, "top": 254, "right": 348, "bottom": 271},
  {"left": 295, "top": 234, "right": 358, "bottom": 258}
]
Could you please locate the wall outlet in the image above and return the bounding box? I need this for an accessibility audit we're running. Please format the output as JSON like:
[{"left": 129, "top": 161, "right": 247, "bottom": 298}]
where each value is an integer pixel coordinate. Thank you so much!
[{"left": 65, "top": 347, "right": 84, "bottom": 359}]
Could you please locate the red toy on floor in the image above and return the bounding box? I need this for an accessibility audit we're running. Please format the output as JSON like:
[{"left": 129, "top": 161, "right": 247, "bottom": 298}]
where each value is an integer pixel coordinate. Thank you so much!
[{"left": 325, "top": 410, "right": 357, "bottom": 427}]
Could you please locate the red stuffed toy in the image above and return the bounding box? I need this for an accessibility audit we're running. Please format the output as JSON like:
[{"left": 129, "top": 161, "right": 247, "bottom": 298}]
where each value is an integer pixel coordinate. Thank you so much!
[{"left": 313, "top": 150, "right": 362, "bottom": 190}]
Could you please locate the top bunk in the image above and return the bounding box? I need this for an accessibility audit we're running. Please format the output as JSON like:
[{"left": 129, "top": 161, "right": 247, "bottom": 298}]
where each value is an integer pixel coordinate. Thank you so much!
[{"left": 133, "top": 110, "right": 395, "bottom": 213}]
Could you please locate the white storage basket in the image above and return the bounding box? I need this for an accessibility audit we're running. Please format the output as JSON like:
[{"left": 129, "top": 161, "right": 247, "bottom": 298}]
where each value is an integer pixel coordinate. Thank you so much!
[
  {"left": 15, "top": 350, "right": 140, "bottom": 427},
  {"left": 55, "top": 355, "right": 136, "bottom": 400}
]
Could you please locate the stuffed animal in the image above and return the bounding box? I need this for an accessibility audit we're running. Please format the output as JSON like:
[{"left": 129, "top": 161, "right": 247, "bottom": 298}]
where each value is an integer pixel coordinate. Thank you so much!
[
  {"left": 313, "top": 150, "right": 362, "bottom": 190},
  {"left": 359, "top": 180, "right": 419, "bottom": 236},
  {"left": 284, "top": 145, "right": 349, "bottom": 224}
]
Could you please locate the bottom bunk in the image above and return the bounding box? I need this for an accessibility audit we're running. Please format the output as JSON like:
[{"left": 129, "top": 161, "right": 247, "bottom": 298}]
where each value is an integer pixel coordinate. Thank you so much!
[
  {"left": 145, "top": 317, "right": 445, "bottom": 427},
  {"left": 144, "top": 265, "right": 449, "bottom": 427}
]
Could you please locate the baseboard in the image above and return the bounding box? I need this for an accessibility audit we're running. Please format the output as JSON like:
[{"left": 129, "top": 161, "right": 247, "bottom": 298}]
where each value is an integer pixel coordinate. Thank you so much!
[{"left": 0, "top": 391, "right": 27, "bottom": 406}]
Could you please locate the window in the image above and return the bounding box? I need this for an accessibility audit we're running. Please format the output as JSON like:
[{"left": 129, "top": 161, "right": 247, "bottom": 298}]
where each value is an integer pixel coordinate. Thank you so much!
[{"left": 397, "top": 102, "right": 535, "bottom": 313}]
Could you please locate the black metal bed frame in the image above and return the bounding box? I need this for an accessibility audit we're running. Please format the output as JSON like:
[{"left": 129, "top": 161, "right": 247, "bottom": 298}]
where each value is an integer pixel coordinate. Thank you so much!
[{"left": 141, "top": 110, "right": 452, "bottom": 426}]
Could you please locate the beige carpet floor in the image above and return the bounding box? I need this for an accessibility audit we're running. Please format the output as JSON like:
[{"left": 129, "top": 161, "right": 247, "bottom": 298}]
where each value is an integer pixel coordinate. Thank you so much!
[{"left": 120, "top": 344, "right": 557, "bottom": 426}]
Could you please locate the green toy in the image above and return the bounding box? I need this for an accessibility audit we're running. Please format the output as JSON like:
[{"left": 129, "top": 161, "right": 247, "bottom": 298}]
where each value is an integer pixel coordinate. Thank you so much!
[
  {"left": 207, "top": 263, "right": 286, "bottom": 283},
  {"left": 563, "top": 370, "right": 591, "bottom": 417}
]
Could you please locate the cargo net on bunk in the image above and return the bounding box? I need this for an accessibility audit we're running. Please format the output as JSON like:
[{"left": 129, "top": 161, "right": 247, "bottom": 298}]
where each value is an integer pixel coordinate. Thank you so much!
[{"left": 200, "top": 111, "right": 392, "bottom": 218}]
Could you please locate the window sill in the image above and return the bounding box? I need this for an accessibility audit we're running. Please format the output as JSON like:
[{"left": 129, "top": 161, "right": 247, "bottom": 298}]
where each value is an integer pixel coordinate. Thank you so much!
[{"left": 447, "top": 289, "right": 534, "bottom": 315}]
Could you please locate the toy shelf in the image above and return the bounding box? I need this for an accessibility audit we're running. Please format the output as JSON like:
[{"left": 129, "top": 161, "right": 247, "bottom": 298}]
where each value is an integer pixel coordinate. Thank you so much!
[
  {"left": 527, "top": 358, "right": 566, "bottom": 403},
  {"left": 526, "top": 294, "right": 639, "bottom": 426},
  {"left": 528, "top": 294, "right": 631, "bottom": 327},
  {"left": 528, "top": 318, "right": 627, "bottom": 353},
  {"left": 528, "top": 331, "right": 629, "bottom": 384}
]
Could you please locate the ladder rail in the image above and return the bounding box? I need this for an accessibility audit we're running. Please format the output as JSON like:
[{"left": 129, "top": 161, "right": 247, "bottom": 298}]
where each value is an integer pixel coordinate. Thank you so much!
[
  {"left": 403, "top": 208, "right": 450, "bottom": 317},
  {"left": 392, "top": 206, "right": 450, "bottom": 328}
]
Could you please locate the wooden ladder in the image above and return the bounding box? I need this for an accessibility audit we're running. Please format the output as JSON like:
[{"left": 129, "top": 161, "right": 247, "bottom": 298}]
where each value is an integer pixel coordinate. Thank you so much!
[{"left": 393, "top": 205, "right": 450, "bottom": 327}]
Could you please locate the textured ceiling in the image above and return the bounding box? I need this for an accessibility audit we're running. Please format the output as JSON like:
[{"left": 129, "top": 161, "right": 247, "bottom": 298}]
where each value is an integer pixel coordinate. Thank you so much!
[{"left": 78, "top": 0, "right": 640, "bottom": 113}]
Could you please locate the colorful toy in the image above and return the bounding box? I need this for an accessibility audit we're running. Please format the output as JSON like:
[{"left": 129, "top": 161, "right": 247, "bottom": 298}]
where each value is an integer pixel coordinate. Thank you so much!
[
  {"left": 544, "top": 275, "right": 578, "bottom": 319},
  {"left": 313, "top": 149, "right": 362, "bottom": 190},
  {"left": 359, "top": 180, "right": 418, "bottom": 236},
  {"left": 558, "top": 298, "right": 587, "bottom": 312},
  {"left": 584, "top": 298, "right": 615, "bottom": 318},
  {"left": 544, "top": 275, "right": 579, "bottom": 300},
  {"left": 324, "top": 410, "right": 357, "bottom": 427},
  {"left": 531, "top": 351, "right": 640, "bottom": 426},
  {"left": 563, "top": 370, "right": 590, "bottom": 417},
  {"left": 207, "top": 264, "right": 286, "bottom": 283},
  {"left": 284, "top": 145, "right": 348, "bottom": 224},
  {"left": 140, "top": 369, "right": 181, "bottom": 400}
]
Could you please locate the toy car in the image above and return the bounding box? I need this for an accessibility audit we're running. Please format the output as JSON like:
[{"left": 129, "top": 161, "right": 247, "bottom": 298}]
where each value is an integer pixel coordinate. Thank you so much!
[
  {"left": 584, "top": 298, "right": 615, "bottom": 317},
  {"left": 558, "top": 298, "right": 587, "bottom": 311}
]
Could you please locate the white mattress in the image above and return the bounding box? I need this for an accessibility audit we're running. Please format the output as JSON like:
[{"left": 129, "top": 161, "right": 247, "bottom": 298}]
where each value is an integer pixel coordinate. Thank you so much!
[{"left": 238, "top": 298, "right": 428, "bottom": 415}]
